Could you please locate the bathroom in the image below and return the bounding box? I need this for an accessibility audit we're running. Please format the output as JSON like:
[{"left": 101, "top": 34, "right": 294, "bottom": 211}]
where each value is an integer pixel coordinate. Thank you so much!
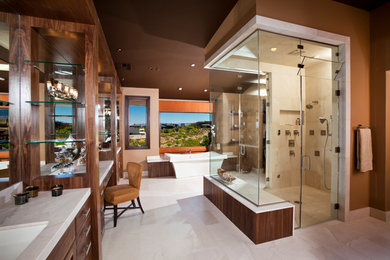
[{"left": 208, "top": 30, "right": 341, "bottom": 228}]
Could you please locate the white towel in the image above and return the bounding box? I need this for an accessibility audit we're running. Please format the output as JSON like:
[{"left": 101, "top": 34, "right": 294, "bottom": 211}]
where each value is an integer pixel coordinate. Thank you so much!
[{"left": 356, "top": 128, "right": 373, "bottom": 172}]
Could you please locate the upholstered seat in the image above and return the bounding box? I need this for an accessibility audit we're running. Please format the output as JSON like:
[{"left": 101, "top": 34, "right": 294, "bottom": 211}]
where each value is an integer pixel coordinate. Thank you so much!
[
  {"left": 105, "top": 185, "right": 139, "bottom": 205},
  {"left": 104, "top": 162, "right": 144, "bottom": 227}
]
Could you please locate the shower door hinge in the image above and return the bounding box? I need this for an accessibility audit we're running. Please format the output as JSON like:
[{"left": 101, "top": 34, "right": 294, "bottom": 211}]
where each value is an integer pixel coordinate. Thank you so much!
[
  {"left": 335, "top": 90, "right": 341, "bottom": 96},
  {"left": 266, "top": 140, "right": 270, "bottom": 144},
  {"left": 297, "top": 44, "right": 304, "bottom": 50},
  {"left": 334, "top": 203, "right": 340, "bottom": 210},
  {"left": 297, "top": 64, "right": 304, "bottom": 69},
  {"left": 335, "top": 147, "right": 341, "bottom": 153}
]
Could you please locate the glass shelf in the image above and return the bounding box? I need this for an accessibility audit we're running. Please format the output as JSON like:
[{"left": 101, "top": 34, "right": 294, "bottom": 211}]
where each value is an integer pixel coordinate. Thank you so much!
[
  {"left": 24, "top": 60, "right": 84, "bottom": 68},
  {"left": 0, "top": 57, "right": 9, "bottom": 64},
  {"left": 26, "top": 101, "right": 85, "bottom": 106},
  {"left": 26, "top": 138, "right": 85, "bottom": 144},
  {"left": 49, "top": 133, "right": 78, "bottom": 136}
]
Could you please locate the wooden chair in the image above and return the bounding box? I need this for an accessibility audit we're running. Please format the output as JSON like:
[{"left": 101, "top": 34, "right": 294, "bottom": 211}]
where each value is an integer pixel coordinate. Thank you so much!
[{"left": 104, "top": 162, "right": 144, "bottom": 227}]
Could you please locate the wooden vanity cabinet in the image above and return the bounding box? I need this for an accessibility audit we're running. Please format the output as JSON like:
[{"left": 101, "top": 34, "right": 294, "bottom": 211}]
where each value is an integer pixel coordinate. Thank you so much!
[{"left": 47, "top": 197, "right": 91, "bottom": 260}]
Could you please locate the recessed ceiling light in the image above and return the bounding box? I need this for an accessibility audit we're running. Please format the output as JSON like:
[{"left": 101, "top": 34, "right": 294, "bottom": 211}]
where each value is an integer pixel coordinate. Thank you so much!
[
  {"left": 203, "top": 89, "right": 208, "bottom": 92},
  {"left": 191, "top": 64, "right": 196, "bottom": 67},
  {"left": 178, "top": 87, "right": 183, "bottom": 91},
  {"left": 116, "top": 48, "right": 122, "bottom": 53},
  {"left": 270, "top": 47, "right": 277, "bottom": 52},
  {"left": 0, "top": 77, "right": 6, "bottom": 81},
  {"left": 314, "top": 55, "right": 320, "bottom": 59}
]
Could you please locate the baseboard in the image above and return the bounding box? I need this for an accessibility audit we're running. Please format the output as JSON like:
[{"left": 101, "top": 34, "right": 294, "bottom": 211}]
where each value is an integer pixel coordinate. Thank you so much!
[
  {"left": 370, "top": 207, "right": 390, "bottom": 222},
  {"left": 347, "top": 207, "right": 370, "bottom": 221}
]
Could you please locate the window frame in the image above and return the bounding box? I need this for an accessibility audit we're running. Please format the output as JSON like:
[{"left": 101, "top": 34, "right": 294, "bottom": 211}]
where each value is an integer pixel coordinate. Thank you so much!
[{"left": 125, "top": 95, "right": 150, "bottom": 150}]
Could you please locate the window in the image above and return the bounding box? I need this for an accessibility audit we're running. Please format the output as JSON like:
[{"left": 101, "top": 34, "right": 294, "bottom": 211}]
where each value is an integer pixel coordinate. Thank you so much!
[
  {"left": 125, "top": 96, "right": 150, "bottom": 149},
  {"left": 160, "top": 112, "right": 211, "bottom": 148}
]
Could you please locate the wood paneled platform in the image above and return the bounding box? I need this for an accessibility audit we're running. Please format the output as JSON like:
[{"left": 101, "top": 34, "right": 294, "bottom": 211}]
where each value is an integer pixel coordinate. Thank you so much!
[{"left": 203, "top": 176, "right": 294, "bottom": 244}]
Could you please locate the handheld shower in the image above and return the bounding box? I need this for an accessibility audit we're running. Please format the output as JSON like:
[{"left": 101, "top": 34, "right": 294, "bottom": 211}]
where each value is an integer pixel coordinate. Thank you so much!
[{"left": 319, "top": 117, "right": 331, "bottom": 190}]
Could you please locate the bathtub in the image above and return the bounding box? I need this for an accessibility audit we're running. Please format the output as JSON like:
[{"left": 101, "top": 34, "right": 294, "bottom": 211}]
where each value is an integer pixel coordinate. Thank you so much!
[{"left": 165, "top": 151, "right": 227, "bottom": 179}]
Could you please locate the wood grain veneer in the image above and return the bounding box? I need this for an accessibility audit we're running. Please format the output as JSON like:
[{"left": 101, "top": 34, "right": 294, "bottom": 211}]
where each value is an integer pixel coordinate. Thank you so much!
[
  {"left": 203, "top": 177, "right": 293, "bottom": 244},
  {"left": 147, "top": 161, "right": 175, "bottom": 178}
]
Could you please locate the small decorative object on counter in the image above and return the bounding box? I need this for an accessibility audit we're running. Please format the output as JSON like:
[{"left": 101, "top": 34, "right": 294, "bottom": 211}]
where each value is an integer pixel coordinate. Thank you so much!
[
  {"left": 25, "top": 186, "right": 39, "bottom": 198},
  {"left": 217, "top": 168, "right": 236, "bottom": 184},
  {"left": 51, "top": 184, "right": 63, "bottom": 197},
  {"left": 13, "top": 192, "right": 29, "bottom": 205},
  {"left": 77, "top": 142, "right": 86, "bottom": 166}
]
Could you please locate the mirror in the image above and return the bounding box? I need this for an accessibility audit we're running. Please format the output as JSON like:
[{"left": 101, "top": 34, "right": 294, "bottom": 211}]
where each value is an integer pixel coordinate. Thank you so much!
[{"left": 0, "top": 17, "right": 21, "bottom": 190}]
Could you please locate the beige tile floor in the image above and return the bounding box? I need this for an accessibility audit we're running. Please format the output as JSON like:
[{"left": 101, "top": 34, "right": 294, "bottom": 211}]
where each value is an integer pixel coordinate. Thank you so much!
[{"left": 102, "top": 176, "right": 390, "bottom": 260}]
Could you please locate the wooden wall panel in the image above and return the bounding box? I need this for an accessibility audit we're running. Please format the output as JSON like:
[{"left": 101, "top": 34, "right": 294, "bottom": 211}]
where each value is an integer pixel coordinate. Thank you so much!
[
  {"left": 159, "top": 146, "right": 207, "bottom": 154},
  {"left": 204, "top": 177, "right": 293, "bottom": 244},
  {"left": 159, "top": 100, "right": 211, "bottom": 113},
  {"left": 85, "top": 25, "right": 102, "bottom": 260},
  {"left": 147, "top": 161, "right": 175, "bottom": 178}
]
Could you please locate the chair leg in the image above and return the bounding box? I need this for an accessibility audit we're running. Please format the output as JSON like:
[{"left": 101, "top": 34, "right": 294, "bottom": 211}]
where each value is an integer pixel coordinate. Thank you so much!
[
  {"left": 113, "top": 205, "right": 118, "bottom": 228},
  {"left": 131, "top": 199, "right": 135, "bottom": 208},
  {"left": 137, "top": 197, "right": 144, "bottom": 214}
]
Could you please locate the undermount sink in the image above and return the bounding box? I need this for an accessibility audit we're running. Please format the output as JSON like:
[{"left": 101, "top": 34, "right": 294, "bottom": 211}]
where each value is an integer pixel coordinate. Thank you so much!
[{"left": 0, "top": 221, "right": 48, "bottom": 260}]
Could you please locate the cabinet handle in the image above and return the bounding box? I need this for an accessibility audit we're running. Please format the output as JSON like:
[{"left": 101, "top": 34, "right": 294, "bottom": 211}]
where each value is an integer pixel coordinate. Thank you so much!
[
  {"left": 85, "top": 242, "right": 92, "bottom": 256},
  {"left": 84, "top": 208, "right": 91, "bottom": 218},
  {"left": 85, "top": 225, "right": 91, "bottom": 237}
]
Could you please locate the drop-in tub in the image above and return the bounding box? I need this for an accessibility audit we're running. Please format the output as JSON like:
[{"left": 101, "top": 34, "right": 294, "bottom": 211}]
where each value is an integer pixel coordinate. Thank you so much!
[{"left": 165, "top": 151, "right": 227, "bottom": 178}]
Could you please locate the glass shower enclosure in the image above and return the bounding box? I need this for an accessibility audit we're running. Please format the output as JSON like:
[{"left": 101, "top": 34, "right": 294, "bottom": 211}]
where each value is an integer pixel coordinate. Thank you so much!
[{"left": 209, "top": 30, "right": 342, "bottom": 228}]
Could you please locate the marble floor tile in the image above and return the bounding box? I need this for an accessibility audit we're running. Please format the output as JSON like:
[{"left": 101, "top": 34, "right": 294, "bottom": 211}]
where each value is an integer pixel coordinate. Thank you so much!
[{"left": 102, "top": 176, "right": 390, "bottom": 260}]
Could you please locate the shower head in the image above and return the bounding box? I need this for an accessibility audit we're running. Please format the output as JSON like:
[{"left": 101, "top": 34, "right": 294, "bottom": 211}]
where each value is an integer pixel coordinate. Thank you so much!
[{"left": 319, "top": 117, "right": 327, "bottom": 124}]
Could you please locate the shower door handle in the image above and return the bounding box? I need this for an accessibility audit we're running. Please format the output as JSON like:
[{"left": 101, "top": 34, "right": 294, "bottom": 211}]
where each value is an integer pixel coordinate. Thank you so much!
[{"left": 303, "top": 155, "right": 311, "bottom": 171}]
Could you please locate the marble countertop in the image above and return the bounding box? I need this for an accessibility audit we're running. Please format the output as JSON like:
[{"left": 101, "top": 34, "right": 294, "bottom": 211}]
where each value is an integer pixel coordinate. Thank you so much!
[
  {"left": 99, "top": 160, "right": 114, "bottom": 185},
  {"left": 146, "top": 155, "right": 169, "bottom": 163},
  {"left": 0, "top": 188, "right": 90, "bottom": 260}
]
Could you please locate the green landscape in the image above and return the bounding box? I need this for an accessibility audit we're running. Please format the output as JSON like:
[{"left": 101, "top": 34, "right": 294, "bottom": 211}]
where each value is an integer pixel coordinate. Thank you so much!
[{"left": 160, "top": 125, "right": 210, "bottom": 148}]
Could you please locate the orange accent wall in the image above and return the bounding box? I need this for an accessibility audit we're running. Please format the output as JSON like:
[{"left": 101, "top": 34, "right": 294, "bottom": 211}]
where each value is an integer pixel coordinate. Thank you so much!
[
  {"left": 159, "top": 100, "right": 212, "bottom": 113},
  {"left": 159, "top": 146, "right": 207, "bottom": 155},
  {"left": 0, "top": 94, "right": 9, "bottom": 109}
]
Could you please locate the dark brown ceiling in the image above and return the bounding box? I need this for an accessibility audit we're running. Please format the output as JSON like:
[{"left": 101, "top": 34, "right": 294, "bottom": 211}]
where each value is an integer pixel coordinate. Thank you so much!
[
  {"left": 94, "top": 0, "right": 238, "bottom": 100},
  {"left": 333, "top": 0, "right": 390, "bottom": 10}
]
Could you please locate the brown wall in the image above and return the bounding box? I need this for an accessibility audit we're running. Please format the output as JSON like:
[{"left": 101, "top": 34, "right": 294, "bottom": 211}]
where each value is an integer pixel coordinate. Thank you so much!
[
  {"left": 120, "top": 87, "right": 159, "bottom": 170},
  {"left": 370, "top": 2, "right": 390, "bottom": 212},
  {"left": 206, "top": 0, "right": 371, "bottom": 210}
]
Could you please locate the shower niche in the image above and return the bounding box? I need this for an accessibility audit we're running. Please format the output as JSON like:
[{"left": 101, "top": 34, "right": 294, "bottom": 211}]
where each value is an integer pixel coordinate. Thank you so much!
[{"left": 208, "top": 29, "right": 342, "bottom": 229}]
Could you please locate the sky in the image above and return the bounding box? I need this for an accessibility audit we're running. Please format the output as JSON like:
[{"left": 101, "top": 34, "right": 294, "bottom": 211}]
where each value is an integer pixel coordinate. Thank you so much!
[
  {"left": 160, "top": 112, "right": 211, "bottom": 124},
  {"left": 129, "top": 106, "right": 147, "bottom": 125},
  {"left": 55, "top": 105, "right": 73, "bottom": 124}
]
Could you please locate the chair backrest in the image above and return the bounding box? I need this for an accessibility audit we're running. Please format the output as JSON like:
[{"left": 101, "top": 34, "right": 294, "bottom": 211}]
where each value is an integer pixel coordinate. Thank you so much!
[{"left": 127, "top": 162, "right": 143, "bottom": 189}]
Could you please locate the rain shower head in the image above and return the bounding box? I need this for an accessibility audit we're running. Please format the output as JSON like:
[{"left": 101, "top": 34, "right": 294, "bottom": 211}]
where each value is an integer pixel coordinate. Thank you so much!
[{"left": 319, "top": 117, "right": 327, "bottom": 124}]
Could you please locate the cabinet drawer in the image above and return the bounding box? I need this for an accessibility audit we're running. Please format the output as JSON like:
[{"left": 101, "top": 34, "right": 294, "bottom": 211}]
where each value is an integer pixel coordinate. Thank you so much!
[
  {"left": 77, "top": 216, "right": 92, "bottom": 260},
  {"left": 76, "top": 198, "right": 91, "bottom": 237}
]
